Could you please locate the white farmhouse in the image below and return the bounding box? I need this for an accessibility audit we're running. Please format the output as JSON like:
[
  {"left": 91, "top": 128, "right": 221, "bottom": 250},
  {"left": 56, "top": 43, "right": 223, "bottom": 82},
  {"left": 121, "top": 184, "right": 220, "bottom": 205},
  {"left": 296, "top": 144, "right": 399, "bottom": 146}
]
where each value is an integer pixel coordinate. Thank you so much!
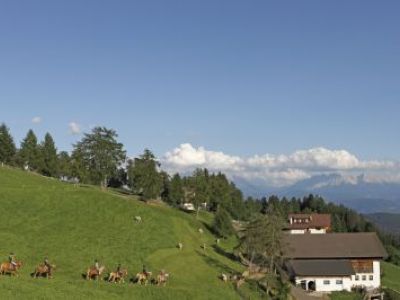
[{"left": 284, "top": 233, "right": 387, "bottom": 293}]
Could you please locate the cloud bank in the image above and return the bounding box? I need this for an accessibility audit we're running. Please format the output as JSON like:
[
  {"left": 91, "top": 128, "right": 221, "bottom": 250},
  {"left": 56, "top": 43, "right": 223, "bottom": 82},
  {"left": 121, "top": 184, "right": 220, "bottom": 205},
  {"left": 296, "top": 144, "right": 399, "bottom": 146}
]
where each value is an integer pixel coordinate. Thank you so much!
[{"left": 162, "top": 143, "right": 400, "bottom": 187}]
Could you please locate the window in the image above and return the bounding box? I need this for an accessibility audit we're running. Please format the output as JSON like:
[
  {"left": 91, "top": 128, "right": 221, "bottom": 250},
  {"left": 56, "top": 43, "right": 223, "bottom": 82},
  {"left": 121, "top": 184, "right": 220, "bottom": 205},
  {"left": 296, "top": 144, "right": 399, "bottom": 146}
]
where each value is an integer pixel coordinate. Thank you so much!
[
  {"left": 355, "top": 275, "right": 360, "bottom": 281},
  {"left": 336, "top": 280, "right": 343, "bottom": 285},
  {"left": 323, "top": 280, "right": 330, "bottom": 285},
  {"left": 362, "top": 275, "right": 367, "bottom": 281},
  {"left": 369, "top": 275, "right": 374, "bottom": 281}
]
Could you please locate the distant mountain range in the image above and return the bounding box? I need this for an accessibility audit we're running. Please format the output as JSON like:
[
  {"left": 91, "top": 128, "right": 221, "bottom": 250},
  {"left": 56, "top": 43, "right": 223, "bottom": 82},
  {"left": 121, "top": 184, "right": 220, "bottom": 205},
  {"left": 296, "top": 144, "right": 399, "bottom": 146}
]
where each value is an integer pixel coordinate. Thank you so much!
[{"left": 234, "top": 173, "right": 400, "bottom": 214}]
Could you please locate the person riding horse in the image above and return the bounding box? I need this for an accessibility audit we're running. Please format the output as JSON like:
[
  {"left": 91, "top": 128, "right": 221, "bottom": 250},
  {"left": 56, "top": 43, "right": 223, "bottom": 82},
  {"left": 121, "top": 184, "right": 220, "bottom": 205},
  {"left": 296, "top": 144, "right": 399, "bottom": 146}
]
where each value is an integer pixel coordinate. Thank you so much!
[
  {"left": 142, "top": 264, "right": 148, "bottom": 276},
  {"left": 8, "top": 253, "right": 17, "bottom": 271},
  {"left": 44, "top": 257, "right": 52, "bottom": 275},
  {"left": 116, "top": 264, "right": 122, "bottom": 277},
  {"left": 94, "top": 259, "right": 100, "bottom": 275}
]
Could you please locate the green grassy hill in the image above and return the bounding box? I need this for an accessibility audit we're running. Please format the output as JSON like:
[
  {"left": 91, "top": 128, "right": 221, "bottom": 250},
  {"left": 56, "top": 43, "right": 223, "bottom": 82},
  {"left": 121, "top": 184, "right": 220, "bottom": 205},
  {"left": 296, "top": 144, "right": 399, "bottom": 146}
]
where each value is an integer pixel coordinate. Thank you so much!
[
  {"left": 0, "top": 166, "right": 257, "bottom": 299},
  {"left": 382, "top": 262, "right": 400, "bottom": 291}
]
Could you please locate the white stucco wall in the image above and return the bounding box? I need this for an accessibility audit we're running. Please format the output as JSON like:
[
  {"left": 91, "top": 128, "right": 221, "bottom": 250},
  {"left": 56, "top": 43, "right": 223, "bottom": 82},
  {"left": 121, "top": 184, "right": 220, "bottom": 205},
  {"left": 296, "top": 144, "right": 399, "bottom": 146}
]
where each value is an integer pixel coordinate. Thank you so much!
[
  {"left": 289, "top": 228, "right": 327, "bottom": 234},
  {"left": 350, "top": 261, "right": 380, "bottom": 289},
  {"left": 295, "top": 261, "right": 381, "bottom": 292},
  {"left": 295, "top": 276, "right": 352, "bottom": 292},
  {"left": 309, "top": 228, "right": 327, "bottom": 234},
  {"left": 290, "top": 229, "right": 306, "bottom": 234}
]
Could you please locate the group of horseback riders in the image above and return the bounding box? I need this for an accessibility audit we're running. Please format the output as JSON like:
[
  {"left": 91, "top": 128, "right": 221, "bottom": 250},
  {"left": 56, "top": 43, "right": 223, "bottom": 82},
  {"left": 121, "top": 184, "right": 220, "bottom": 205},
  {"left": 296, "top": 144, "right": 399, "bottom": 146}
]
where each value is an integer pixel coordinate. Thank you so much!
[
  {"left": 88, "top": 259, "right": 132, "bottom": 281},
  {"left": 88, "top": 260, "right": 168, "bottom": 286},
  {"left": 0, "top": 253, "right": 54, "bottom": 278},
  {"left": 1, "top": 254, "right": 169, "bottom": 286}
]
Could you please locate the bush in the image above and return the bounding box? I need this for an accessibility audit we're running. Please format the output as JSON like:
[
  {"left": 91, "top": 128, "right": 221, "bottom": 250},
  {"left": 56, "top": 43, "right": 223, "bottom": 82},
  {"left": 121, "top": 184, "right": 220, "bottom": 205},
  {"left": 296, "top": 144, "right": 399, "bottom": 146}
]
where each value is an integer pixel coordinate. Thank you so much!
[{"left": 212, "top": 207, "right": 234, "bottom": 238}]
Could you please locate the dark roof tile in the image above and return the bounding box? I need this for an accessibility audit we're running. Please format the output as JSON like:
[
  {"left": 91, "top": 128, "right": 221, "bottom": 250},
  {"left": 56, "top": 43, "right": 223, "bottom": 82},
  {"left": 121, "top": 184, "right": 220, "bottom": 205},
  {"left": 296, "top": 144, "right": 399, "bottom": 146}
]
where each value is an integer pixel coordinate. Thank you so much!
[
  {"left": 288, "top": 259, "right": 355, "bottom": 276},
  {"left": 287, "top": 213, "right": 331, "bottom": 230},
  {"left": 283, "top": 232, "right": 388, "bottom": 259}
]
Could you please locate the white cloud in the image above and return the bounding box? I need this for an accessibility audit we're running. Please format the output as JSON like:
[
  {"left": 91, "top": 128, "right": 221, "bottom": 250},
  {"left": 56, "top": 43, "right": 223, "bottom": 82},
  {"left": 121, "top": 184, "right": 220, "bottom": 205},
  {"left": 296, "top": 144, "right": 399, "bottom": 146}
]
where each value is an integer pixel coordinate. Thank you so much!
[
  {"left": 162, "top": 143, "right": 400, "bottom": 187},
  {"left": 164, "top": 143, "right": 242, "bottom": 170},
  {"left": 247, "top": 148, "right": 360, "bottom": 171},
  {"left": 32, "top": 116, "right": 42, "bottom": 124},
  {"left": 68, "top": 122, "right": 81, "bottom": 135}
]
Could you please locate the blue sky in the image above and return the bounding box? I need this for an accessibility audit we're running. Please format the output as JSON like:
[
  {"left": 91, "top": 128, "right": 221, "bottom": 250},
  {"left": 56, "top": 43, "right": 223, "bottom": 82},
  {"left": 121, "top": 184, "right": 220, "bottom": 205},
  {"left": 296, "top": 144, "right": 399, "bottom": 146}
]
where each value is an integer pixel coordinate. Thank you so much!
[{"left": 1, "top": 0, "right": 399, "bottom": 167}]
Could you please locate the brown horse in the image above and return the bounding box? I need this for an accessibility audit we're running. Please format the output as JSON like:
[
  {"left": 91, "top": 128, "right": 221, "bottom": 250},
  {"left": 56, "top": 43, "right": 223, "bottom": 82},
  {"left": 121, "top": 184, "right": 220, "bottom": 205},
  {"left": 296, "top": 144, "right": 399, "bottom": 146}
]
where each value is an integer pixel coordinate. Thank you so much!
[
  {"left": 0, "top": 261, "right": 23, "bottom": 276},
  {"left": 135, "top": 271, "right": 152, "bottom": 285},
  {"left": 33, "top": 264, "right": 56, "bottom": 279},
  {"left": 108, "top": 269, "right": 128, "bottom": 283},
  {"left": 86, "top": 266, "right": 106, "bottom": 280}
]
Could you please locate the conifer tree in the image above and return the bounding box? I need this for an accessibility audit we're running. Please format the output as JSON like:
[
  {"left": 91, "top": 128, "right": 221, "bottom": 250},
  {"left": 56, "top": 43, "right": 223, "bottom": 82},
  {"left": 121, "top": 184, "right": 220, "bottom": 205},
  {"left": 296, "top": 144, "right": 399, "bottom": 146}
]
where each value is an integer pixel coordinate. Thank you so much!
[
  {"left": 40, "top": 133, "right": 58, "bottom": 177},
  {"left": 58, "top": 151, "right": 72, "bottom": 179},
  {"left": 18, "top": 129, "right": 42, "bottom": 171},
  {"left": 167, "top": 173, "right": 184, "bottom": 206},
  {"left": 127, "top": 149, "right": 163, "bottom": 200},
  {"left": 0, "top": 123, "right": 16, "bottom": 165}
]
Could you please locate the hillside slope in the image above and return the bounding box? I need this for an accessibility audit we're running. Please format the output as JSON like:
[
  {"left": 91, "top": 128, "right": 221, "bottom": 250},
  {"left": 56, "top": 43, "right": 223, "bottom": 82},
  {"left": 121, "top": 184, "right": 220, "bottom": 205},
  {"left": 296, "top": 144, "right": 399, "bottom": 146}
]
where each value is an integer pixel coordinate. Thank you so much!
[
  {"left": 0, "top": 166, "right": 255, "bottom": 299},
  {"left": 366, "top": 213, "right": 400, "bottom": 235}
]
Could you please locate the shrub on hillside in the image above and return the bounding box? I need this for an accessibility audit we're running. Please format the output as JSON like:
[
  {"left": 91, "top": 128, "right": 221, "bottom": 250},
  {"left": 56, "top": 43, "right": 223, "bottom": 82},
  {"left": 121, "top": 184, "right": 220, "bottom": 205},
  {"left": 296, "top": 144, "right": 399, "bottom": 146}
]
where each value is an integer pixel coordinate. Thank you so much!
[{"left": 213, "top": 207, "right": 234, "bottom": 238}]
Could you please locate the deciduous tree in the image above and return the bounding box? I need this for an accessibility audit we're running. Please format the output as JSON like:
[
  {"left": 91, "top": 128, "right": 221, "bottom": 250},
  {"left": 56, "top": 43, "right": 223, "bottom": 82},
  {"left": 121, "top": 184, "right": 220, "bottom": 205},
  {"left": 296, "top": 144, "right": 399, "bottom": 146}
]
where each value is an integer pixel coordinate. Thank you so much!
[{"left": 72, "top": 127, "right": 126, "bottom": 187}]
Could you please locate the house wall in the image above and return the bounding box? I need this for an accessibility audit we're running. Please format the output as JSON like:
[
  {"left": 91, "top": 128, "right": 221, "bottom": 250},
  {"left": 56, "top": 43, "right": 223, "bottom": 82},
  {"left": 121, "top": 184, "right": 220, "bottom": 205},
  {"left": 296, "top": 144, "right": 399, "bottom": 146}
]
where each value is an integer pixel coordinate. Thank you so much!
[
  {"left": 289, "top": 228, "right": 326, "bottom": 234},
  {"left": 294, "top": 261, "right": 381, "bottom": 292},
  {"left": 295, "top": 276, "right": 352, "bottom": 292},
  {"left": 350, "top": 260, "right": 380, "bottom": 289},
  {"left": 309, "top": 228, "right": 327, "bottom": 234}
]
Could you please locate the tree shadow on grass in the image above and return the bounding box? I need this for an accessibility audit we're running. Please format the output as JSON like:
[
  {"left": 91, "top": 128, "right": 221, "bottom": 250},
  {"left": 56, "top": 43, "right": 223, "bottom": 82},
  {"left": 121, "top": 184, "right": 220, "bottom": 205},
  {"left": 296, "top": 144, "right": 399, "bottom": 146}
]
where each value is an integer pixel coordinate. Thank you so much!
[
  {"left": 196, "top": 251, "right": 257, "bottom": 299},
  {"left": 212, "top": 245, "right": 238, "bottom": 262},
  {"left": 196, "top": 250, "right": 238, "bottom": 276},
  {"left": 199, "top": 221, "right": 216, "bottom": 236}
]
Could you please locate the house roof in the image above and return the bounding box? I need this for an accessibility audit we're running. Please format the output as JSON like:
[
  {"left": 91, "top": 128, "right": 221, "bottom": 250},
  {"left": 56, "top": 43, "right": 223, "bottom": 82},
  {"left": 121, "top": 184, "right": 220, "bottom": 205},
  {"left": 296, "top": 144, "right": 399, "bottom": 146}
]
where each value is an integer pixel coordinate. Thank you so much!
[
  {"left": 288, "top": 259, "right": 355, "bottom": 277},
  {"left": 287, "top": 213, "right": 331, "bottom": 230},
  {"left": 283, "top": 232, "right": 388, "bottom": 259}
]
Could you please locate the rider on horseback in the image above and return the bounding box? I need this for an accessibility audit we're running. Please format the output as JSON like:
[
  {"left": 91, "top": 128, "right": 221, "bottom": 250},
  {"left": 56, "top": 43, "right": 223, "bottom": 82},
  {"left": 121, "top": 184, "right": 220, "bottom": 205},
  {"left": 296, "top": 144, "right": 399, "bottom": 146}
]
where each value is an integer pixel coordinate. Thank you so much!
[
  {"left": 116, "top": 263, "right": 122, "bottom": 277},
  {"left": 94, "top": 259, "right": 100, "bottom": 275},
  {"left": 142, "top": 264, "right": 148, "bottom": 276},
  {"left": 44, "top": 257, "right": 52, "bottom": 275},
  {"left": 8, "top": 253, "right": 17, "bottom": 270}
]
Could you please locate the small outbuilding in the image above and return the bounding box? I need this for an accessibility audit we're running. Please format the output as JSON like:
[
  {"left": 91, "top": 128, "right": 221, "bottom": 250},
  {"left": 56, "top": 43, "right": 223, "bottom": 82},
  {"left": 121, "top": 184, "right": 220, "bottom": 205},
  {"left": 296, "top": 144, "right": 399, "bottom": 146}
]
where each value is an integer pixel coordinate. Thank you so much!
[{"left": 180, "top": 203, "right": 196, "bottom": 213}]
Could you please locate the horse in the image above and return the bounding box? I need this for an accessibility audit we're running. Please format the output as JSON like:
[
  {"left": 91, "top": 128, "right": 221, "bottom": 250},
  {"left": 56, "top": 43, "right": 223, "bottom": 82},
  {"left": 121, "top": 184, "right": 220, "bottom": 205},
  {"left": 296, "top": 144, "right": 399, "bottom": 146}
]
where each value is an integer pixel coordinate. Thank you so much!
[
  {"left": 156, "top": 272, "right": 169, "bottom": 286},
  {"left": 86, "top": 266, "right": 106, "bottom": 281},
  {"left": 135, "top": 271, "right": 152, "bottom": 285},
  {"left": 33, "top": 264, "right": 56, "bottom": 279},
  {"left": 0, "top": 261, "right": 23, "bottom": 276},
  {"left": 108, "top": 269, "right": 128, "bottom": 283}
]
